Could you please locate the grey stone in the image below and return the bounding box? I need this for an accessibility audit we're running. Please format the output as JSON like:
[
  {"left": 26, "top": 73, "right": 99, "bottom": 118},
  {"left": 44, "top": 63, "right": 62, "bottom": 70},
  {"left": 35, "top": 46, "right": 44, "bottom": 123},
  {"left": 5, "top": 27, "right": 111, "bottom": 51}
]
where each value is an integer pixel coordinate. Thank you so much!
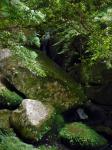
[{"left": 11, "top": 99, "right": 55, "bottom": 142}]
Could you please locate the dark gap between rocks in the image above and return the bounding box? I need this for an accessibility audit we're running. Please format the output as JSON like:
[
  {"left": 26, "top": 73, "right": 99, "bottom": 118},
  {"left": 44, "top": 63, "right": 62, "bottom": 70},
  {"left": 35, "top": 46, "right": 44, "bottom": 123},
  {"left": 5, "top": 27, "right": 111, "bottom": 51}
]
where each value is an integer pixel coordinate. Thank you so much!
[{"left": 1, "top": 77, "right": 27, "bottom": 99}]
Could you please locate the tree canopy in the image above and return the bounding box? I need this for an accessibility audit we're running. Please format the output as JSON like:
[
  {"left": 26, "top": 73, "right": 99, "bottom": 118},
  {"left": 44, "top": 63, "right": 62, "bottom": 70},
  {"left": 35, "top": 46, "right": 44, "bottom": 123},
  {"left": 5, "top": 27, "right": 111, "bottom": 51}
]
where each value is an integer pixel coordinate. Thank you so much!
[{"left": 0, "top": 0, "right": 112, "bottom": 67}]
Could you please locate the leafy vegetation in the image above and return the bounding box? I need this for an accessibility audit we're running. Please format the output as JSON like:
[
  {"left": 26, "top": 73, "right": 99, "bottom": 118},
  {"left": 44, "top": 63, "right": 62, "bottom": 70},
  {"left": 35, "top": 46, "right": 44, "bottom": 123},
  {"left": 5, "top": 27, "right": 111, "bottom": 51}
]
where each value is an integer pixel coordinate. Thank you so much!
[
  {"left": 11, "top": 46, "right": 46, "bottom": 77},
  {"left": 0, "top": 0, "right": 112, "bottom": 67},
  {"left": 0, "top": 0, "right": 112, "bottom": 149},
  {"left": 37, "top": 0, "right": 112, "bottom": 68},
  {"left": 0, "top": 129, "right": 37, "bottom": 150},
  {"left": 0, "top": 129, "right": 57, "bottom": 150}
]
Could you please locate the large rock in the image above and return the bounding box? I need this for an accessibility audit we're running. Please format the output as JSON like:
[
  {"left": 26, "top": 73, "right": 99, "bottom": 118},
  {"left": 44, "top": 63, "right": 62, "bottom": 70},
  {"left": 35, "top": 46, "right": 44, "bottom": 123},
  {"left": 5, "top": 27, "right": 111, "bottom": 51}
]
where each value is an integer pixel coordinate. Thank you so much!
[
  {"left": 10, "top": 99, "right": 55, "bottom": 142},
  {"left": 81, "top": 61, "right": 112, "bottom": 105},
  {"left": 59, "top": 122, "right": 108, "bottom": 149},
  {"left": 0, "top": 47, "right": 86, "bottom": 111}
]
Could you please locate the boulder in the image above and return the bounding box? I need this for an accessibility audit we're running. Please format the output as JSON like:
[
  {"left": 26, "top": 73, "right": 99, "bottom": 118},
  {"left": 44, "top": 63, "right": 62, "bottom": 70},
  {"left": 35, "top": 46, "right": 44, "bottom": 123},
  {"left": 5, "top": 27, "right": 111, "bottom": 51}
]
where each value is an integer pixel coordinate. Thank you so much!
[
  {"left": 0, "top": 47, "right": 86, "bottom": 111},
  {"left": 92, "top": 125, "right": 112, "bottom": 138},
  {"left": 59, "top": 122, "right": 108, "bottom": 149},
  {"left": 10, "top": 99, "right": 55, "bottom": 142},
  {"left": 81, "top": 61, "right": 112, "bottom": 105}
]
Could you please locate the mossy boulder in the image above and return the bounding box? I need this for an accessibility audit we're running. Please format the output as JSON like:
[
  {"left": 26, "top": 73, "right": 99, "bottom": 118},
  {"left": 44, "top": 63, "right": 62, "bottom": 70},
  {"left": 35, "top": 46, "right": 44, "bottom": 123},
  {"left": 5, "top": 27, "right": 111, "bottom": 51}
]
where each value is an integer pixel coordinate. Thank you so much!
[
  {"left": 10, "top": 99, "right": 56, "bottom": 142},
  {"left": 0, "top": 47, "right": 86, "bottom": 111},
  {"left": 59, "top": 122, "right": 108, "bottom": 149},
  {"left": 0, "top": 82, "right": 22, "bottom": 109},
  {"left": 0, "top": 109, "right": 11, "bottom": 129},
  {"left": 81, "top": 61, "right": 112, "bottom": 105}
]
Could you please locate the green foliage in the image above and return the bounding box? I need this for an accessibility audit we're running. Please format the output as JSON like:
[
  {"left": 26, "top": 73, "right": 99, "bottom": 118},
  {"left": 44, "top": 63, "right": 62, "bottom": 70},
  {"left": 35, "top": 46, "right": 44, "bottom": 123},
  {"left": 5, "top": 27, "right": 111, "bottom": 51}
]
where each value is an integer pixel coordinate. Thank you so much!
[
  {"left": 87, "top": 7, "right": 112, "bottom": 67},
  {"left": 36, "top": 0, "right": 112, "bottom": 68},
  {"left": 0, "top": 0, "right": 45, "bottom": 27},
  {"left": 0, "top": 0, "right": 111, "bottom": 68},
  {"left": 28, "top": 33, "right": 40, "bottom": 48},
  {"left": 18, "top": 31, "right": 27, "bottom": 44},
  {"left": 0, "top": 0, "right": 44, "bottom": 52},
  {"left": 0, "top": 129, "right": 37, "bottom": 150},
  {"left": 11, "top": 46, "right": 46, "bottom": 77},
  {"left": 0, "top": 129, "right": 57, "bottom": 150},
  {"left": 0, "top": 88, "right": 22, "bottom": 109},
  {"left": 53, "top": 114, "right": 65, "bottom": 131},
  {"left": 59, "top": 122, "right": 107, "bottom": 147}
]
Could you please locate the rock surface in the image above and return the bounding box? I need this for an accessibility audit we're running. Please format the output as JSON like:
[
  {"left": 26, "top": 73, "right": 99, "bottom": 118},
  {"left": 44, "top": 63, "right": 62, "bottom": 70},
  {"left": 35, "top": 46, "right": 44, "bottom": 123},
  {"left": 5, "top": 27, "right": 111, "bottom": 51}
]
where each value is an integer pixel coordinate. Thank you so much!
[
  {"left": 0, "top": 49, "right": 11, "bottom": 61},
  {"left": 0, "top": 48, "right": 86, "bottom": 111},
  {"left": 11, "top": 99, "right": 55, "bottom": 142}
]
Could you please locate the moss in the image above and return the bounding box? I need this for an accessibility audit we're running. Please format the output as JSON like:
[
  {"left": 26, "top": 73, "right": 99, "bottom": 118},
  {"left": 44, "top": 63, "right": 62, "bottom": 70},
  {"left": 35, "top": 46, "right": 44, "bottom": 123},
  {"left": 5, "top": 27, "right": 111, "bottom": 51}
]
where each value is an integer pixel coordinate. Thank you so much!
[
  {"left": 38, "top": 145, "right": 58, "bottom": 150},
  {"left": 0, "top": 129, "right": 58, "bottom": 150},
  {"left": 11, "top": 46, "right": 46, "bottom": 77},
  {"left": 53, "top": 114, "right": 65, "bottom": 132},
  {"left": 0, "top": 128, "right": 15, "bottom": 137},
  {"left": 59, "top": 122, "right": 108, "bottom": 148},
  {"left": 1, "top": 47, "right": 86, "bottom": 111},
  {"left": 0, "top": 129, "right": 36, "bottom": 150},
  {"left": 0, "top": 88, "right": 22, "bottom": 109},
  {"left": 0, "top": 110, "right": 11, "bottom": 128}
]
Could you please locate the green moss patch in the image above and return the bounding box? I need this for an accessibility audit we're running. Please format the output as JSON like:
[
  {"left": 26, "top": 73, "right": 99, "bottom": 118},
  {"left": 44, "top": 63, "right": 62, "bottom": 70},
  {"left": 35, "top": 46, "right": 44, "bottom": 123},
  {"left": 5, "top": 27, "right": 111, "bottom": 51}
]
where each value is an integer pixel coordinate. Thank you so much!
[
  {"left": 0, "top": 129, "right": 58, "bottom": 150},
  {"left": 38, "top": 145, "right": 57, "bottom": 150},
  {"left": 0, "top": 88, "right": 22, "bottom": 109},
  {"left": 0, "top": 110, "right": 11, "bottom": 128},
  {"left": 0, "top": 129, "right": 36, "bottom": 150},
  {"left": 59, "top": 122, "right": 108, "bottom": 148}
]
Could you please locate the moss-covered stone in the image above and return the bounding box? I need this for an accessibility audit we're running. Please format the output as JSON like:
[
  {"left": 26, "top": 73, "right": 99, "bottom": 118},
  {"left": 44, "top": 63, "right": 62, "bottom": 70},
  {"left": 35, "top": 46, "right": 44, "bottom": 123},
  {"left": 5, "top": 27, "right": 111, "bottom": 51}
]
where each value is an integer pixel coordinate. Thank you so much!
[
  {"left": 0, "top": 47, "right": 86, "bottom": 111},
  {"left": 0, "top": 82, "right": 22, "bottom": 109},
  {"left": 81, "top": 61, "right": 112, "bottom": 105},
  {"left": 0, "top": 109, "right": 11, "bottom": 128},
  {"left": 10, "top": 99, "right": 56, "bottom": 142},
  {"left": 59, "top": 122, "right": 108, "bottom": 148}
]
